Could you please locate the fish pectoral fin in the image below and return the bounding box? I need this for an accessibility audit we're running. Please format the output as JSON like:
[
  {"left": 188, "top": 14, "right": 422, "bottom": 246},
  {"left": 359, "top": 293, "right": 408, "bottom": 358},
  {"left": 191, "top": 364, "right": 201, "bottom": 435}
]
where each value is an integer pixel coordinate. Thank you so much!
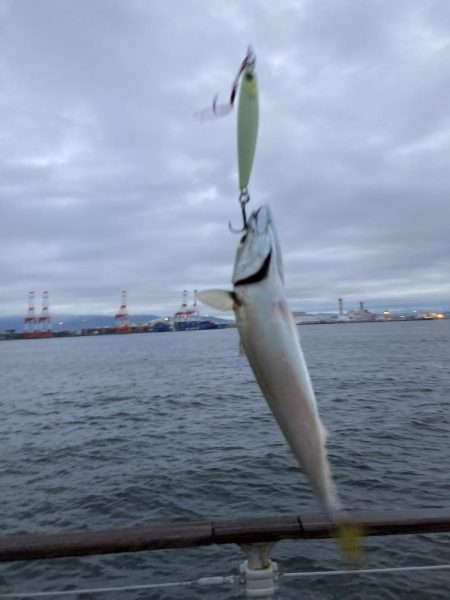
[{"left": 197, "top": 289, "right": 235, "bottom": 311}]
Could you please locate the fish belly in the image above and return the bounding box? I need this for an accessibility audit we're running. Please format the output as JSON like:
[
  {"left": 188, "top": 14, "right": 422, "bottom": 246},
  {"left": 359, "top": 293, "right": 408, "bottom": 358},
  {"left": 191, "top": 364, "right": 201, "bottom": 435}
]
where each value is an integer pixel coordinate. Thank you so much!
[{"left": 236, "top": 286, "right": 336, "bottom": 504}]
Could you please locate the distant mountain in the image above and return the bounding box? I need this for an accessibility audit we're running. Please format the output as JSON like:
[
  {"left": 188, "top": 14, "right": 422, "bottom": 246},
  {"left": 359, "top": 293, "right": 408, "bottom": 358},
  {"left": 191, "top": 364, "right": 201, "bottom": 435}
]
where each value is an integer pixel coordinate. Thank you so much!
[
  {"left": 0, "top": 314, "right": 160, "bottom": 333},
  {"left": 0, "top": 315, "right": 29, "bottom": 332},
  {"left": 193, "top": 315, "right": 233, "bottom": 324}
]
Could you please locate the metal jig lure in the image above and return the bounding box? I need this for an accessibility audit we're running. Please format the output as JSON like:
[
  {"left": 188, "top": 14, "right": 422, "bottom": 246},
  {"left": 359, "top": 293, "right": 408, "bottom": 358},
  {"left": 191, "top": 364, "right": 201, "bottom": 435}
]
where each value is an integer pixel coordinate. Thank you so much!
[{"left": 196, "top": 47, "right": 259, "bottom": 232}]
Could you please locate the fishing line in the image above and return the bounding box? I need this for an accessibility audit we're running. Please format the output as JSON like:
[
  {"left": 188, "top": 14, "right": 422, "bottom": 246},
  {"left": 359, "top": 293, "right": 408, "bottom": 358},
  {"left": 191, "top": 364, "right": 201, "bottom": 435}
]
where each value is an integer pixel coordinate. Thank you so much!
[{"left": 1, "top": 564, "right": 449, "bottom": 598}]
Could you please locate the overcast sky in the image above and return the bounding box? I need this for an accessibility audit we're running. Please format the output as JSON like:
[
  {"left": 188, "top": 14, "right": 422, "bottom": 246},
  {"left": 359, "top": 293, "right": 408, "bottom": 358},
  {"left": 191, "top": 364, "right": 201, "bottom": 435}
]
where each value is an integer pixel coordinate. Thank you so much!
[{"left": 1, "top": 0, "right": 450, "bottom": 317}]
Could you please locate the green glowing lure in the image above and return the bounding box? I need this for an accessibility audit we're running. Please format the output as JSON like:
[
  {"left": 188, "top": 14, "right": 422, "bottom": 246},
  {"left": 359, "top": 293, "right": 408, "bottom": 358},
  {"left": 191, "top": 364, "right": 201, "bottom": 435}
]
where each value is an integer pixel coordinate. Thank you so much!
[
  {"left": 237, "top": 53, "right": 259, "bottom": 194},
  {"left": 195, "top": 47, "right": 259, "bottom": 228}
]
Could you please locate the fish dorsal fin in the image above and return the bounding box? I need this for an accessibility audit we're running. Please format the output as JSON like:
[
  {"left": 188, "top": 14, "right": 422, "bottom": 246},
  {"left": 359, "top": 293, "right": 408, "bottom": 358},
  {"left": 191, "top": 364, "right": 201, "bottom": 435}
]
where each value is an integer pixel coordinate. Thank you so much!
[{"left": 197, "top": 289, "right": 235, "bottom": 312}]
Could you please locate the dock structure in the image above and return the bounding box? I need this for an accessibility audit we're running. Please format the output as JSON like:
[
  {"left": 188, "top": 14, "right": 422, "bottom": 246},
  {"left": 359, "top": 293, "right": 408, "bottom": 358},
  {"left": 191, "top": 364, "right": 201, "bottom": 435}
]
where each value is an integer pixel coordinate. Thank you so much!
[{"left": 114, "top": 289, "right": 130, "bottom": 333}]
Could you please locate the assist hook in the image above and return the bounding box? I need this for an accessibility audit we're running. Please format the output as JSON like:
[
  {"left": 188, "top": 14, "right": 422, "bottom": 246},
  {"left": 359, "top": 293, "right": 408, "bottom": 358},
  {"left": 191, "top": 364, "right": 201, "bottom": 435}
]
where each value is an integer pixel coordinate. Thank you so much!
[{"left": 228, "top": 188, "right": 250, "bottom": 233}]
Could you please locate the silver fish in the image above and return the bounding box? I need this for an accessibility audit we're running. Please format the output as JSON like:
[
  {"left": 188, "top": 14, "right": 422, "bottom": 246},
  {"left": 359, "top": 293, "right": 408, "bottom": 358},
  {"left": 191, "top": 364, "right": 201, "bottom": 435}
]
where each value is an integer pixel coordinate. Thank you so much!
[{"left": 199, "top": 205, "right": 342, "bottom": 517}]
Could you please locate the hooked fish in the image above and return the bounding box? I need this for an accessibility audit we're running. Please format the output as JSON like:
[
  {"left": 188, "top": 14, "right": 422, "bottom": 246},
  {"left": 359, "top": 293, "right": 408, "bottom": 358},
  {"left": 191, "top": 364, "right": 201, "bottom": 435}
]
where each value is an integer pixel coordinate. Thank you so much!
[{"left": 198, "top": 205, "right": 362, "bottom": 561}]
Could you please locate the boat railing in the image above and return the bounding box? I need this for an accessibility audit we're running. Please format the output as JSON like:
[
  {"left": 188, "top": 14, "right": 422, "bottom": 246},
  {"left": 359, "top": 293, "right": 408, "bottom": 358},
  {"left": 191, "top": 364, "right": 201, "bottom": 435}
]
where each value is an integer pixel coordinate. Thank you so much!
[{"left": 1, "top": 508, "right": 449, "bottom": 599}]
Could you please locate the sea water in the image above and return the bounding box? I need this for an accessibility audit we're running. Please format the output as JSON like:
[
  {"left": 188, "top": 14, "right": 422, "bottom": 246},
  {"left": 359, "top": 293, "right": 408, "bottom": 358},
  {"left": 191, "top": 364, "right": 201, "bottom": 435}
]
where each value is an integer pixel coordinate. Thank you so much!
[{"left": 1, "top": 320, "right": 449, "bottom": 599}]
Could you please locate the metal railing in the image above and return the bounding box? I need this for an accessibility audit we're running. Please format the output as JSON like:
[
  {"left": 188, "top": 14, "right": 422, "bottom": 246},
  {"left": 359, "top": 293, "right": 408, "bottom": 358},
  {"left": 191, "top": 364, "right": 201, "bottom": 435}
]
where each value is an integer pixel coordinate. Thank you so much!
[
  {"left": 1, "top": 508, "right": 449, "bottom": 562},
  {"left": 1, "top": 508, "right": 449, "bottom": 599}
]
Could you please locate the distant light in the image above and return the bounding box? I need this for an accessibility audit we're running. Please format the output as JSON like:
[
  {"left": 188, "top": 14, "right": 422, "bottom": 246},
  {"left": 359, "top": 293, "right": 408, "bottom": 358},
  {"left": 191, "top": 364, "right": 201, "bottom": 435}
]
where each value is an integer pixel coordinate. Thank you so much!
[{"left": 436, "top": 313, "right": 445, "bottom": 319}]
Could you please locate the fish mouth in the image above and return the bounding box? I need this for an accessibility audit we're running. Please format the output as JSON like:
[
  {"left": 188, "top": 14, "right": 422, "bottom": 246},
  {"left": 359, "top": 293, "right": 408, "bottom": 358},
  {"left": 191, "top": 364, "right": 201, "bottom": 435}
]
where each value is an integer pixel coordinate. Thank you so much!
[
  {"left": 232, "top": 204, "right": 274, "bottom": 286},
  {"left": 253, "top": 205, "right": 271, "bottom": 234},
  {"left": 238, "top": 206, "right": 270, "bottom": 245},
  {"left": 240, "top": 205, "right": 271, "bottom": 241},
  {"left": 234, "top": 250, "right": 272, "bottom": 286}
]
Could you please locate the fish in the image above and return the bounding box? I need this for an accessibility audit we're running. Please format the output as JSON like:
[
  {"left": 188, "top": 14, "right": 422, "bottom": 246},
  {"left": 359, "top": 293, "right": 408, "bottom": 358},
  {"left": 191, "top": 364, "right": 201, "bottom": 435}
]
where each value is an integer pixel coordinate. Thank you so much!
[{"left": 198, "top": 204, "right": 362, "bottom": 562}]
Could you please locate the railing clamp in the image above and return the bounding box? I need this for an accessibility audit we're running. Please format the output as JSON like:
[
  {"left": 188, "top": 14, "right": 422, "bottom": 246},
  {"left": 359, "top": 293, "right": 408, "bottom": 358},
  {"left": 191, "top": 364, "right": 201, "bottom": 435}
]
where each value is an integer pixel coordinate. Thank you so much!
[{"left": 239, "top": 542, "right": 278, "bottom": 599}]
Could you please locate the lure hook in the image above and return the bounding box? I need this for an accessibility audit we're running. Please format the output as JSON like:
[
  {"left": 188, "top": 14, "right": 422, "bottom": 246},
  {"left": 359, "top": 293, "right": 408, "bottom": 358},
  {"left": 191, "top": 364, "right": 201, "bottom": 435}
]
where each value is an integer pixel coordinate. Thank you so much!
[
  {"left": 194, "top": 46, "right": 256, "bottom": 120},
  {"left": 228, "top": 189, "right": 250, "bottom": 233}
]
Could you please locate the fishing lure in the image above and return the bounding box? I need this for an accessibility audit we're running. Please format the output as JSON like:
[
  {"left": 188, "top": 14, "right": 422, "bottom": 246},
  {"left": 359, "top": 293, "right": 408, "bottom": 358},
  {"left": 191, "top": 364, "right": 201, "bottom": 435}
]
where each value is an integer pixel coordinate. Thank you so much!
[{"left": 196, "top": 47, "right": 259, "bottom": 231}]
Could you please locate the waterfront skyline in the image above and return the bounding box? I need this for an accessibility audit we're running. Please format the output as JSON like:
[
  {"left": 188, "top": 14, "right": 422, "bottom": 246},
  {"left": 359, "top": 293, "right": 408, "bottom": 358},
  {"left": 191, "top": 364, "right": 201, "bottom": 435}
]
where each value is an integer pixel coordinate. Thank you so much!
[
  {"left": 2, "top": 1, "right": 450, "bottom": 316},
  {"left": 1, "top": 296, "right": 448, "bottom": 328}
]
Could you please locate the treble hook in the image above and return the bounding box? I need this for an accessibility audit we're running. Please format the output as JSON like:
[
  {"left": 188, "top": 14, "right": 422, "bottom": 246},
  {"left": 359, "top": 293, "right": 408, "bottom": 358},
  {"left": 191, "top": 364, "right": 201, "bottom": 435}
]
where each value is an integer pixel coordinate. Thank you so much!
[{"left": 228, "top": 189, "right": 250, "bottom": 233}]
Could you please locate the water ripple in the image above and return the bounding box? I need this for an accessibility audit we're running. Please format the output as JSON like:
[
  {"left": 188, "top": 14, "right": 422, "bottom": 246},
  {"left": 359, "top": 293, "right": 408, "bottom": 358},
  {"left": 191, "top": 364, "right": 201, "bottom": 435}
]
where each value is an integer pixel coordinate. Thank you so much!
[{"left": 1, "top": 321, "right": 449, "bottom": 599}]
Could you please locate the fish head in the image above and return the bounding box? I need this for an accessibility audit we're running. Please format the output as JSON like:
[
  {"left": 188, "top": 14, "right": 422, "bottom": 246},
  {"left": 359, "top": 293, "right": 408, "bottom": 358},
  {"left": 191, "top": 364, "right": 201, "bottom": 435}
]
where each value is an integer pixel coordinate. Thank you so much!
[{"left": 232, "top": 204, "right": 284, "bottom": 286}]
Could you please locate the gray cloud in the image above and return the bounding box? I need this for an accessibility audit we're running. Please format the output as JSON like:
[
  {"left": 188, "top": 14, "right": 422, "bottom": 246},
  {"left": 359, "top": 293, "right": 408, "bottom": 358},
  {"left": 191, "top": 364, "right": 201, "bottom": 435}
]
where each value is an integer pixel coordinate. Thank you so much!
[{"left": 1, "top": 0, "right": 450, "bottom": 317}]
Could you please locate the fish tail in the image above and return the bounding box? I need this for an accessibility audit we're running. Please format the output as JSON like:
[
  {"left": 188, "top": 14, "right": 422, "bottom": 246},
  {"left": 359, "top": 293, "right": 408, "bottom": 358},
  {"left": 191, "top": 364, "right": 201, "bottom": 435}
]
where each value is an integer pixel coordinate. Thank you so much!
[
  {"left": 333, "top": 520, "right": 364, "bottom": 565},
  {"left": 324, "top": 496, "right": 364, "bottom": 565}
]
